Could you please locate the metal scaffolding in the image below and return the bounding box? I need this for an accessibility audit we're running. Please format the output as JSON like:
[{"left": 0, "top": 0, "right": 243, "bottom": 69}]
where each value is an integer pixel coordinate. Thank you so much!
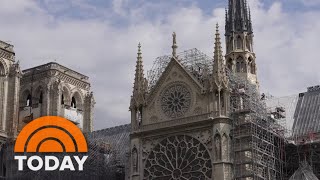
[
  {"left": 147, "top": 48, "right": 213, "bottom": 91},
  {"left": 227, "top": 69, "right": 286, "bottom": 180},
  {"left": 147, "top": 48, "right": 287, "bottom": 180}
]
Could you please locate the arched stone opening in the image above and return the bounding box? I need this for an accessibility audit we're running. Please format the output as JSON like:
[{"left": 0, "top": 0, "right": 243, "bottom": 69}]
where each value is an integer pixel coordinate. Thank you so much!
[{"left": 71, "top": 91, "right": 83, "bottom": 110}]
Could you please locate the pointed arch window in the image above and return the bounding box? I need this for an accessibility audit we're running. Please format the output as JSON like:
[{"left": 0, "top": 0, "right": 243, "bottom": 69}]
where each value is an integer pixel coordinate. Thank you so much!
[
  {"left": 227, "top": 58, "right": 233, "bottom": 71},
  {"left": 220, "top": 90, "right": 225, "bottom": 108},
  {"left": 26, "top": 94, "right": 32, "bottom": 107},
  {"left": 71, "top": 97, "right": 76, "bottom": 108},
  {"left": 237, "top": 36, "right": 243, "bottom": 50},
  {"left": 39, "top": 92, "right": 43, "bottom": 104},
  {"left": 61, "top": 94, "right": 65, "bottom": 105},
  {"left": 0, "top": 63, "right": 5, "bottom": 76},
  {"left": 230, "top": 37, "right": 234, "bottom": 51},
  {"left": 241, "top": 61, "right": 247, "bottom": 73},
  {"left": 248, "top": 57, "right": 256, "bottom": 74},
  {"left": 246, "top": 36, "right": 251, "bottom": 51},
  {"left": 236, "top": 56, "right": 246, "bottom": 73},
  {"left": 236, "top": 62, "right": 240, "bottom": 73},
  {"left": 137, "top": 106, "right": 143, "bottom": 126}
]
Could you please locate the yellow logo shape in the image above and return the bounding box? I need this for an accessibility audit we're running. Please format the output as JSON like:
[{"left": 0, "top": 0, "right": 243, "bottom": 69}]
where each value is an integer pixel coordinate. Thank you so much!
[{"left": 14, "top": 116, "right": 88, "bottom": 153}]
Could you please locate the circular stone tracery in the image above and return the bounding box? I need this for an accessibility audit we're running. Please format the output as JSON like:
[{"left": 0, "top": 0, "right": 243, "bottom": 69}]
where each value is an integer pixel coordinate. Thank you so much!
[
  {"left": 144, "top": 135, "right": 212, "bottom": 180},
  {"left": 160, "top": 84, "right": 191, "bottom": 118}
]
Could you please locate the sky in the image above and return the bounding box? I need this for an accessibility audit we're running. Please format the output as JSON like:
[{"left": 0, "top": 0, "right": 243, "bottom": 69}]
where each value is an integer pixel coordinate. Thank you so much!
[{"left": 0, "top": 0, "right": 319, "bottom": 130}]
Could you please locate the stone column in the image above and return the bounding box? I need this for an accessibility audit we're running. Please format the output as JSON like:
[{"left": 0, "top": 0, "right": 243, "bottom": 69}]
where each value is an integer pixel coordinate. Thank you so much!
[
  {"left": 41, "top": 84, "right": 51, "bottom": 116},
  {"left": 50, "top": 80, "right": 61, "bottom": 116},
  {"left": 83, "top": 92, "right": 94, "bottom": 133},
  {"left": 212, "top": 121, "right": 233, "bottom": 180},
  {"left": 6, "top": 64, "right": 21, "bottom": 138}
]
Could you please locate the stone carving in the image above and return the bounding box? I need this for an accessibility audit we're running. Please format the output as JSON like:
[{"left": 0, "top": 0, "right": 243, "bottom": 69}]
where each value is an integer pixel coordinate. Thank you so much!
[
  {"left": 150, "top": 116, "right": 158, "bottom": 123},
  {"left": 222, "top": 134, "right": 229, "bottom": 161},
  {"left": 144, "top": 135, "right": 212, "bottom": 180},
  {"left": 214, "top": 134, "right": 222, "bottom": 161},
  {"left": 193, "top": 107, "right": 202, "bottom": 115},
  {"left": 132, "top": 147, "right": 138, "bottom": 173},
  {"left": 160, "top": 83, "right": 191, "bottom": 118}
]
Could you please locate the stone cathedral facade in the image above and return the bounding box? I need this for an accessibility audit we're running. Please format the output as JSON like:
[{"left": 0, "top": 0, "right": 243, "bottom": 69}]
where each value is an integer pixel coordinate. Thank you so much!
[{"left": 129, "top": 0, "right": 257, "bottom": 179}]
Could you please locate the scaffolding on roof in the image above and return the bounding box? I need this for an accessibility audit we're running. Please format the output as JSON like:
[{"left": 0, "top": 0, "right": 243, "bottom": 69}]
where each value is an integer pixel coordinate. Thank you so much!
[
  {"left": 147, "top": 48, "right": 288, "bottom": 179},
  {"left": 147, "top": 48, "right": 213, "bottom": 91}
]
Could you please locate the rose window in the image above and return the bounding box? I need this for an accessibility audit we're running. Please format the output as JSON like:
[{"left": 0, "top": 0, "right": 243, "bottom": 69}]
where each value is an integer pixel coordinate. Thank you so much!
[
  {"left": 161, "top": 84, "right": 191, "bottom": 118},
  {"left": 144, "top": 135, "right": 212, "bottom": 180}
]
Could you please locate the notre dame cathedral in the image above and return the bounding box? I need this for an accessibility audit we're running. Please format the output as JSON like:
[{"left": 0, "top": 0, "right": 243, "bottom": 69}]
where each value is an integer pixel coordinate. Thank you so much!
[
  {"left": 0, "top": 0, "right": 319, "bottom": 179},
  {"left": 128, "top": 0, "right": 257, "bottom": 179}
]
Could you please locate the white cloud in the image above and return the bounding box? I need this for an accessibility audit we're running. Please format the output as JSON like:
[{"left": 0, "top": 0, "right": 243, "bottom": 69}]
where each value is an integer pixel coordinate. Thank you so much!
[
  {"left": 112, "top": 0, "right": 129, "bottom": 16},
  {"left": 0, "top": 0, "right": 318, "bottom": 130}
]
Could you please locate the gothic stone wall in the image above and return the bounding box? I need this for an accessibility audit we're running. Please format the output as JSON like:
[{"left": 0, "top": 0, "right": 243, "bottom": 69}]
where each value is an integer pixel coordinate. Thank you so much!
[{"left": 130, "top": 120, "right": 232, "bottom": 180}]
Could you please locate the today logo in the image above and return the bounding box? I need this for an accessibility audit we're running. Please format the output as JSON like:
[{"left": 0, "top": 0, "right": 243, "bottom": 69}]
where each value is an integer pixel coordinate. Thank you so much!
[{"left": 14, "top": 116, "right": 88, "bottom": 171}]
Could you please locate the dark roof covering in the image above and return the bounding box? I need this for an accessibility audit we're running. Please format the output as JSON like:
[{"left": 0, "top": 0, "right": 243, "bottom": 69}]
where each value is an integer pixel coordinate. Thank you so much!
[
  {"left": 289, "top": 161, "right": 319, "bottom": 180},
  {"left": 292, "top": 86, "right": 320, "bottom": 137},
  {"left": 87, "top": 124, "right": 131, "bottom": 166}
]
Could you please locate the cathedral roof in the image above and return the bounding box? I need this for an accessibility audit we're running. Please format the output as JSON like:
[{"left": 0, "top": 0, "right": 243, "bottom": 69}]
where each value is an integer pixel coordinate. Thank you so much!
[
  {"left": 88, "top": 124, "right": 131, "bottom": 166},
  {"left": 265, "top": 85, "right": 320, "bottom": 141},
  {"left": 265, "top": 94, "right": 299, "bottom": 137},
  {"left": 0, "top": 40, "right": 14, "bottom": 53},
  {"left": 289, "top": 161, "right": 319, "bottom": 180},
  {"left": 292, "top": 86, "right": 320, "bottom": 139},
  {"left": 147, "top": 48, "right": 213, "bottom": 92}
]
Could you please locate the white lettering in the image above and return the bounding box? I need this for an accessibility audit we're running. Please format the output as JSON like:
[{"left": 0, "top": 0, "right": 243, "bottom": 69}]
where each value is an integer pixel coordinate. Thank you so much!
[
  {"left": 59, "top": 156, "right": 75, "bottom": 171},
  {"left": 27, "top": 156, "right": 43, "bottom": 171},
  {"left": 14, "top": 156, "right": 27, "bottom": 171},
  {"left": 45, "top": 156, "right": 59, "bottom": 171},
  {"left": 15, "top": 156, "right": 87, "bottom": 171},
  {"left": 74, "top": 156, "right": 88, "bottom": 171}
]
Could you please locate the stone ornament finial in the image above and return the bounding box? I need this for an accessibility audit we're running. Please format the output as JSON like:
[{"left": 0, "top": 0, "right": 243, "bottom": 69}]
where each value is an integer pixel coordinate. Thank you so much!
[
  {"left": 138, "top": 42, "right": 142, "bottom": 57},
  {"left": 172, "top": 32, "right": 178, "bottom": 58},
  {"left": 216, "top": 23, "right": 219, "bottom": 34}
]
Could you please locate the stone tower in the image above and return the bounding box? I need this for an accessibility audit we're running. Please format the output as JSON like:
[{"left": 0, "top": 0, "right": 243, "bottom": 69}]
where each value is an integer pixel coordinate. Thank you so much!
[
  {"left": 225, "top": 0, "right": 258, "bottom": 86},
  {"left": 0, "top": 44, "right": 94, "bottom": 178},
  {"left": 19, "top": 62, "right": 94, "bottom": 133},
  {"left": 129, "top": 27, "right": 233, "bottom": 179},
  {"left": 0, "top": 41, "right": 21, "bottom": 143}
]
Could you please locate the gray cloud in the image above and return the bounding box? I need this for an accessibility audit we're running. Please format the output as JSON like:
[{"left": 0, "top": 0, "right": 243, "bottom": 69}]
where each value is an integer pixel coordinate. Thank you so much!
[{"left": 0, "top": 0, "right": 318, "bottom": 130}]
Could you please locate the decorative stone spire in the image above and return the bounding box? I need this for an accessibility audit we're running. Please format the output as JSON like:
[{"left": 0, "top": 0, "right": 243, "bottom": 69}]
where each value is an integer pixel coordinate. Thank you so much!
[
  {"left": 131, "top": 43, "right": 147, "bottom": 108},
  {"left": 225, "top": 0, "right": 252, "bottom": 35},
  {"left": 248, "top": 6, "right": 253, "bottom": 32},
  {"left": 172, "top": 32, "right": 178, "bottom": 58},
  {"left": 213, "top": 24, "right": 228, "bottom": 88}
]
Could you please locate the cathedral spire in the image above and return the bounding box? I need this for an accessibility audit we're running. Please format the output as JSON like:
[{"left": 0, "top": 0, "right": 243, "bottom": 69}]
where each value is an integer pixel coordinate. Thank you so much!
[
  {"left": 225, "top": 0, "right": 259, "bottom": 87},
  {"left": 132, "top": 42, "right": 147, "bottom": 107},
  {"left": 248, "top": 6, "right": 253, "bottom": 32},
  {"left": 172, "top": 32, "right": 178, "bottom": 58},
  {"left": 213, "top": 24, "right": 227, "bottom": 87},
  {"left": 226, "top": 0, "right": 252, "bottom": 35}
]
